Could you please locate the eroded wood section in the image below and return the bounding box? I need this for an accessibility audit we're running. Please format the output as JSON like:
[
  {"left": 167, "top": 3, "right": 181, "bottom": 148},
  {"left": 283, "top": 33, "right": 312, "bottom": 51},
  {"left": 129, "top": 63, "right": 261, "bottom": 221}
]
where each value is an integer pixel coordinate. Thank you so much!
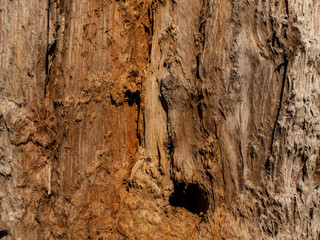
[{"left": 0, "top": 0, "right": 319, "bottom": 239}]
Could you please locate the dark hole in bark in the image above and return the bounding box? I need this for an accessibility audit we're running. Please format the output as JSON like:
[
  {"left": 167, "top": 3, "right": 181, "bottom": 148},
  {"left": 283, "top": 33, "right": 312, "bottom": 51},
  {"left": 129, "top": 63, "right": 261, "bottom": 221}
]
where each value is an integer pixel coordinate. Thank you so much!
[
  {"left": 169, "top": 182, "right": 209, "bottom": 215},
  {"left": 0, "top": 230, "right": 8, "bottom": 239},
  {"left": 125, "top": 90, "right": 141, "bottom": 107}
]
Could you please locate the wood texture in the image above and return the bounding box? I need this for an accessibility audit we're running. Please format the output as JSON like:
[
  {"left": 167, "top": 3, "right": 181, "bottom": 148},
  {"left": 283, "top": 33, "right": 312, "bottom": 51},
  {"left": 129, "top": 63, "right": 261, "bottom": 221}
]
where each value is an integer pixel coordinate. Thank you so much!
[{"left": 0, "top": 0, "right": 319, "bottom": 239}]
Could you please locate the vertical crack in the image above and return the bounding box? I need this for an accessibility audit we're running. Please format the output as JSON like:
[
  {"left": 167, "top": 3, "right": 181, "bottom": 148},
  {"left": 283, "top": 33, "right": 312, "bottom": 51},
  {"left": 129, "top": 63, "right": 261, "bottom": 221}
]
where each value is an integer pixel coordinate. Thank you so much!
[
  {"left": 44, "top": 0, "right": 56, "bottom": 97},
  {"left": 269, "top": 56, "right": 288, "bottom": 154},
  {"left": 285, "top": 0, "right": 289, "bottom": 16},
  {"left": 44, "top": 0, "right": 50, "bottom": 97},
  {"left": 196, "top": 55, "right": 201, "bottom": 80}
]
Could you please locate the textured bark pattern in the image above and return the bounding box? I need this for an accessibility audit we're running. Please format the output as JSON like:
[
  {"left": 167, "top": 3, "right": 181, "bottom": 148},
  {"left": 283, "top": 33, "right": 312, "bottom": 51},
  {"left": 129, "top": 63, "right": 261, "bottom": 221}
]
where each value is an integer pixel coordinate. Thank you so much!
[{"left": 0, "top": 0, "right": 319, "bottom": 239}]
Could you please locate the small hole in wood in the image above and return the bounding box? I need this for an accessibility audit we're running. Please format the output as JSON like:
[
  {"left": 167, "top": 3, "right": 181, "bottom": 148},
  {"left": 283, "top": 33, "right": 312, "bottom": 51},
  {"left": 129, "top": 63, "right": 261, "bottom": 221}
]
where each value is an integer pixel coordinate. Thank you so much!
[{"left": 169, "top": 182, "right": 209, "bottom": 215}]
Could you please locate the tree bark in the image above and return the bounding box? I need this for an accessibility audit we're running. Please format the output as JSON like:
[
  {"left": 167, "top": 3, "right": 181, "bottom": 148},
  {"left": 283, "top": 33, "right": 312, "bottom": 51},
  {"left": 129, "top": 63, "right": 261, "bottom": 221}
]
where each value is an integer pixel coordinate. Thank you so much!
[{"left": 1, "top": 0, "right": 319, "bottom": 239}]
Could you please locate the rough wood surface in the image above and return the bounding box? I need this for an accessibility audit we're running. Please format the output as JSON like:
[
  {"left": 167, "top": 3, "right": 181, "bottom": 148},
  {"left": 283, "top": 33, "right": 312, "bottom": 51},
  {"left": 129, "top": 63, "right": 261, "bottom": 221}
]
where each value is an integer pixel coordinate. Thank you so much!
[{"left": 0, "top": 0, "right": 319, "bottom": 239}]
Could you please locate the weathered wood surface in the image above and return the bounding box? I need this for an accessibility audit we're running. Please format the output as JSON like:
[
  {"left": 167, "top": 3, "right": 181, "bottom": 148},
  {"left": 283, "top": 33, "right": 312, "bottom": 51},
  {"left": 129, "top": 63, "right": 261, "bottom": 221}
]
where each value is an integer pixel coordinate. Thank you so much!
[{"left": 0, "top": 0, "right": 319, "bottom": 239}]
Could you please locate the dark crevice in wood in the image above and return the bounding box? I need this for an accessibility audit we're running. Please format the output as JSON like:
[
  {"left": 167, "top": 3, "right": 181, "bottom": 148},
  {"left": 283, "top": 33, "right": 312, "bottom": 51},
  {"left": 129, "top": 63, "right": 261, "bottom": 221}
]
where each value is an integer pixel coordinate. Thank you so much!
[
  {"left": 269, "top": 56, "right": 288, "bottom": 155},
  {"left": 169, "top": 182, "right": 209, "bottom": 215},
  {"left": 285, "top": 0, "right": 289, "bottom": 16},
  {"left": 0, "top": 230, "right": 9, "bottom": 239},
  {"left": 44, "top": 0, "right": 50, "bottom": 97}
]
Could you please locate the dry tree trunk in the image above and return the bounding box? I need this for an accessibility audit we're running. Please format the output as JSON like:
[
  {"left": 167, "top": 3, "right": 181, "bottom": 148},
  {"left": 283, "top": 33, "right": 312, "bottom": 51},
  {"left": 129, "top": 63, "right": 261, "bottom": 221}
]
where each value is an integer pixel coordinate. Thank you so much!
[{"left": 0, "top": 0, "right": 319, "bottom": 239}]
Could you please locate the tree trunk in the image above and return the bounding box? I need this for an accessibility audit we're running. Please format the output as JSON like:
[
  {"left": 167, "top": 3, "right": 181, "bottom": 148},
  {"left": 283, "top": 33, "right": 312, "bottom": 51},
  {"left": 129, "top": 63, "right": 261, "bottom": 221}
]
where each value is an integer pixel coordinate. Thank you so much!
[{"left": 1, "top": 0, "right": 319, "bottom": 239}]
